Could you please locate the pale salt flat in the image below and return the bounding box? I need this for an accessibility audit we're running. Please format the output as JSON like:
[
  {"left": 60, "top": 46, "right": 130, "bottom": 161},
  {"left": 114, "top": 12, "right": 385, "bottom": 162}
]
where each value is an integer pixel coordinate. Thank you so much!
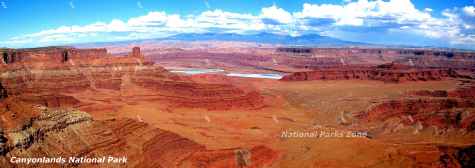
[
  {"left": 167, "top": 68, "right": 284, "bottom": 79},
  {"left": 226, "top": 73, "right": 283, "bottom": 79}
]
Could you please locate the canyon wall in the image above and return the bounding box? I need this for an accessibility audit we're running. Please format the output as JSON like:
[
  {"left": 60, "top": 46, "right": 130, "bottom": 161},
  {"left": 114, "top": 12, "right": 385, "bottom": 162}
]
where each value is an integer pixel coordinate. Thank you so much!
[
  {"left": 131, "top": 66, "right": 264, "bottom": 110},
  {"left": 0, "top": 47, "right": 265, "bottom": 111},
  {"left": 277, "top": 47, "right": 475, "bottom": 59},
  {"left": 276, "top": 47, "right": 475, "bottom": 70},
  {"left": 280, "top": 63, "right": 466, "bottom": 83},
  {"left": 131, "top": 46, "right": 141, "bottom": 58},
  {"left": 150, "top": 51, "right": 272, "bottom": 68},
  {"left": 355, "top": 86, "right": 475, "bottom": 134},
  {"left": 0, "top": 46, "right": 275, "bottom": 167},
  {"left": 1, "top": 47, "right": 107, "bottom": 65},
  {"left": 0, "top": 102, "right": 278, "bottom": 168}
]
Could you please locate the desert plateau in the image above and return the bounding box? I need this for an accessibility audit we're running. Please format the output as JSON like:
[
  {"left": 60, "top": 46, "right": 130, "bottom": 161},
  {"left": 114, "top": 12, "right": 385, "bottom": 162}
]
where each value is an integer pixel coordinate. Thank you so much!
[
  {"left": 1, "top": 0, "right": 475, "bottom": 167},
  {"left": 0, "top": 44, "right": 474, "bottom": 168}
]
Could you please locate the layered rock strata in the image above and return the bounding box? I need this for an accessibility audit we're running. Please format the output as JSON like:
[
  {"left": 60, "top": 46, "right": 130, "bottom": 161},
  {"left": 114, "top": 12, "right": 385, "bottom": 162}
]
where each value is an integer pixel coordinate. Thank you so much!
[
  {"left": 0, "top": 47, "right": 264, "bottom": 110},
  {"left": 0, "top": 104, "right": 278, "bottom": 168},
  {"left": 356, "top": 85, "right": 475, "bottom": 133},
  {"left": 280, "top": 63, "right": 466, "bottom": 83}
]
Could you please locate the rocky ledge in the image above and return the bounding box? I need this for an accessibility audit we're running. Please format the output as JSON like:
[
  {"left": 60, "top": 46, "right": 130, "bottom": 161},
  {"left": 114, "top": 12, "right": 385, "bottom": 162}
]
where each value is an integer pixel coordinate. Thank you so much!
[
  {"left": 0, "top": 104, "right": 278, "bottom": 168},
  {"left": 280, "top": 63, "right": 469, "bottom": 83},
  {"left": 0, "top": 47, "right": 265, "bottom": 110}
]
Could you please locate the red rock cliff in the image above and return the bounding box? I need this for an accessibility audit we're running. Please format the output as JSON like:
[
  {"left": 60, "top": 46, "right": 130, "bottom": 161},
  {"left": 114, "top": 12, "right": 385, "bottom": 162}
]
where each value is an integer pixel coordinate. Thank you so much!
[{"left": 280, "top": 63, "right": 465, "bottom": 83}]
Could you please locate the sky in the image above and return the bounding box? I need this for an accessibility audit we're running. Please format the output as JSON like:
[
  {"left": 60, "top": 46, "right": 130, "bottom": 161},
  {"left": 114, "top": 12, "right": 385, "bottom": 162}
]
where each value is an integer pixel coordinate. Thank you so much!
[{"left": 0, "top": 0, "right": 474, "bottom": 49}]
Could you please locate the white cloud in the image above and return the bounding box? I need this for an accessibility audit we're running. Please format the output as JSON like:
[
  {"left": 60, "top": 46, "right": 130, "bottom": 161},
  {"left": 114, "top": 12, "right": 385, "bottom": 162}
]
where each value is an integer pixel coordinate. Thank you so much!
[
  {"left": 294, "top": 0, "right": 433, "bottom": 26},
  {"left": 463, "top": 6, "right": 475, "bottom": 17},
  {"left": 2, "top": 9, "right": 270, "bottom": 47},
  {"left": 293, "top": 0, "right": 474, "bottom": 47},
  {"left": 260, "top": 5, "right": 293, "bottom": 24},
  {"left": 137, "top": 1, "right": 143, "bottom": 9},
  {"left": 195, "top": 10, "right": 265, "bottom": 32},
  {"left": 127, "top": 11, "right": 169, "bottom": 27},
  {"left": 1, "top": 0, "right": 474, "bottom": 49}
]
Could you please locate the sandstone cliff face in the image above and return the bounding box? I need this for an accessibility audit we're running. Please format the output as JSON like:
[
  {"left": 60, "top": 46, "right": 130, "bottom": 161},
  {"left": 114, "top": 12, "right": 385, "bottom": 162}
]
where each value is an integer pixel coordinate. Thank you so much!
[
  {"left": 356, "top": 98, "right": 475, "bottom": 128},
  {"left": 350, "top": 87, "right": 475, "bottom": 168},
  {"left": 1, "top": 47, "right": 107, "bottom": 66},
  {"left": 1, "top": 68, "right": 92, "bottom": 95},
  {"left": 448, "top": 86, "right": 475, "bottom": 99},
  {"left": 273, "top": 47, "right": 475, "bottom": 71},
  {"left": 131, "top": 47, "right": 141, "bottom": 58},
  {"left": 277, "top": 47, "right": 475, "bottom": 60},
  {"left": 0, "top": 47, "right": 265, "bottom": 111},
  {"left": 146, "top": 47, "right": 475, "bottom": 75},
  {"left": 356, "top": 84, "right": 475, "bottom": 134},
  {"left": 131, "top": 66, "right": 264, "bottom": 110},
  {"left": 280, "top": 63, "right": 465, "bottom": 83},
  {"left": 0, "top": 104, "right": 278, "bottom": 168},
  {"left": 396, "top": 56, "right": 475, "bottom": 69},
  {"left": 0, "top": 46, "right": 275, "bottom": 167},
  {"left": 0, "top": 65, "right": 264, "bottom": 110},
  {"left": 409, "top": 86, "right": 475, "bottom": 99}
]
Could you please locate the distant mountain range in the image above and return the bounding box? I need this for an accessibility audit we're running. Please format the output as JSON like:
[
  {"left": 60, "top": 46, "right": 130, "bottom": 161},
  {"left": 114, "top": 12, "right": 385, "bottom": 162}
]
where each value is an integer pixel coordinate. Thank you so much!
[
  {"left": 75, "top": 32, "right": 373, "bottom": 48},
  {"left": 46, "top": 32, "right": 474, "bottom": 51},
  {"left": 163, "top": 32, "right": 368, "bottom": 47}
]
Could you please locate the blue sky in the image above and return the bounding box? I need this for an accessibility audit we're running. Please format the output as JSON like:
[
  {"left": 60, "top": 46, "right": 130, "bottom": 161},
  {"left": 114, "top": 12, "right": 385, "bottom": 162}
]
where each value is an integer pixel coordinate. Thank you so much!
[{"left": 0, "top": 0, "right": 474, "bottom": 49}]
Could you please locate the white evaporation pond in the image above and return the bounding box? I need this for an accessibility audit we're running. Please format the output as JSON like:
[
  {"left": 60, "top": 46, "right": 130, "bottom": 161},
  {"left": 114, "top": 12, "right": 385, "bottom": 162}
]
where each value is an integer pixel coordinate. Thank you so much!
[{"left": 226, "top": 73, "right": 283, "bottom": 79}]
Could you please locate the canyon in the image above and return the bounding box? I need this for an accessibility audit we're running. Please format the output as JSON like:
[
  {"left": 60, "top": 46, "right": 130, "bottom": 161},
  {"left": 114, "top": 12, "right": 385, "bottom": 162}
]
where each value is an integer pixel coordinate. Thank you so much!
[
  {"left": 0, "top": 47, "right": 273, "bottom": 168},
  {"left": 0, "top": 45, "right": 474, "bottom": 167},
  {"left": 280, "top": 63, "right": 468, "bottom": 83}
]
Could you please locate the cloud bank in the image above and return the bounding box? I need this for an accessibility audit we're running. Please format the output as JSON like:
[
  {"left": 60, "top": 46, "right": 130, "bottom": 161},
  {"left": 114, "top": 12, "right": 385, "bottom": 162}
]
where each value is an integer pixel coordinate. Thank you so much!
[{"left": 2, "top": 0, "right": 475, "bottom": 49}]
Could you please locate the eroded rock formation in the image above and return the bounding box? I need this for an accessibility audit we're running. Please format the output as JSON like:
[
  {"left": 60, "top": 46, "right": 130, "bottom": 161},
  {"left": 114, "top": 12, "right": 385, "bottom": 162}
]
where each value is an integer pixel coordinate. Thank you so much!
[
  {"left": 281, "top": 63, "right": 466, "bottom": 83},
  {"left": 132, "top": 69, "right": 264, "bottom": 110},
  {"left": 356, "top": 98, "right": 475, "bottom": 128},
  {"left": 356, "top": 84, "right": 475, "bottom": 134},
  {"left": 409, "top": 86, "right": 475, "bottom": 100},
  {"left": 0, "top": 104, "right": 278, "bottom": 168},
  {"left": 0, "top": 47, "right": 264, "bottom": 110},
  {"left": 1, "top": 47, "right": 108, "bottom": 66},
  {"left": 131, "top": 46, "right": 141, "bottom": 58},
  {"left": 277, "top": 47, "right": 475, "bottom": 60},
  {"left": 0, "top": 46, "right": 275, "bottom": 167}
]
